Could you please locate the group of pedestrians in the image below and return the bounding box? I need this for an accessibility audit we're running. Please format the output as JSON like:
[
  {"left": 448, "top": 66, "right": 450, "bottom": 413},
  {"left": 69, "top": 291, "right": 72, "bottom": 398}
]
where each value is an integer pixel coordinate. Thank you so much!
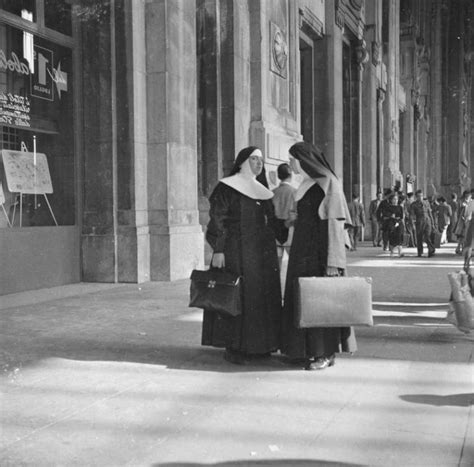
[
  {"left": 202, "top": 142, "right": 356, "bottom": 370},
  {"left": 366, "top": 187, "right": 474, "bottom": 258}
]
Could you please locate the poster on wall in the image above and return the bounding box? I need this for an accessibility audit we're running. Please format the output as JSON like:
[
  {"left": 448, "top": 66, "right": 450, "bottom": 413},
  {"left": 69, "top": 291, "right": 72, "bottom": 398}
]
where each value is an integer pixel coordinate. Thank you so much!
[
  {"left": 31, "top": 45, "right": 54, "bottom": 101},
  {"left": 0, "top": 91, "right": 31, "bottom": 128}
]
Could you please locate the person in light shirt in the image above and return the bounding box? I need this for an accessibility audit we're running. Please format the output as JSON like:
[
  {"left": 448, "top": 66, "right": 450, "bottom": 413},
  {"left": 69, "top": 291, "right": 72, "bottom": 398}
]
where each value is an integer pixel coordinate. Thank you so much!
[{"left": 271, "top": 163, "right": 297, "bottom": 268}]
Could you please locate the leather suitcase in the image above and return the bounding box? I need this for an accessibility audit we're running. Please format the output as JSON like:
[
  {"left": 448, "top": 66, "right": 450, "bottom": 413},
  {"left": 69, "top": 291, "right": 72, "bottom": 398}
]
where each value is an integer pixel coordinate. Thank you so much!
[{"left": 294, "top": 276, "right": 373, "bottom": 328}]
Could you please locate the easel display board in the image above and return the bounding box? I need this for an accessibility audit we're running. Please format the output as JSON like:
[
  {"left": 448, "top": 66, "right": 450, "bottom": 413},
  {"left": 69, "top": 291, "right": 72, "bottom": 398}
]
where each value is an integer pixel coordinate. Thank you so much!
[{"left": 1, "top": 150, "right": 53, "bottom": 194}]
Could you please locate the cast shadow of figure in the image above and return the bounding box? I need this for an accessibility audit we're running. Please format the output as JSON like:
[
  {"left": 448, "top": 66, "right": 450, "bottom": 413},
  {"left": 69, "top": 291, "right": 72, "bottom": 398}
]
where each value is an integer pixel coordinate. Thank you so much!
[
  {"left": 400, "top": 393, "right": 474, "bottom": 407},
  {"left": 155, "top": 461, "right": 363, "bottom": 467}
]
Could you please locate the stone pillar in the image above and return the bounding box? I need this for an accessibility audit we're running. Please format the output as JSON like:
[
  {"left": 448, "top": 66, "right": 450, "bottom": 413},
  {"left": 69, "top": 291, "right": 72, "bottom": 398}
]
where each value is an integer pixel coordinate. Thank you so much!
[
  {"left": 361, "top": 44, "right": 380, "bottom": 227},
  {"left": 81, "top": 0, "right": 151, "bottom": 283},
  {"left": 319, "top": 1, "right": 344, "bottom": 178},
  {"left": 377, "top": 88, "right": 386, "bottom": 190},
  {"left": 80, "top": 3, "right": 116, "bottom": 282},
  {"left": 382, "top": 0, "right": 401, "bottom": 189},
  {"left": 146, "top": 0, "right": 204, "bottom": 280},
  {"left": 355, "top": 40, "right": 369, "bottom": 200}
]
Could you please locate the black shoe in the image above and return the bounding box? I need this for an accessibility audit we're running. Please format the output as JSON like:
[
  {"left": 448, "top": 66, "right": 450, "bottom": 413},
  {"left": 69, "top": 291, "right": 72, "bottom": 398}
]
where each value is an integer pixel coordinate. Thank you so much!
[
  {"left": 428, "top": 251, "right": 435, "bottom": 257},
  {"left": 417, "top": 254, "right": 423, "bottom": 257},
  {"left": 305, "top": 355, "right": 336, "bottom": 371}
]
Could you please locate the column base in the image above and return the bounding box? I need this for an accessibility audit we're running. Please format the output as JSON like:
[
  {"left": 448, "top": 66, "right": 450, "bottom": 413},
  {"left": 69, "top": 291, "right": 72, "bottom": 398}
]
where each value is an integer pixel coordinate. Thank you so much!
[{"left": 150, "top": 225, "right": 204, "bottom": 281}]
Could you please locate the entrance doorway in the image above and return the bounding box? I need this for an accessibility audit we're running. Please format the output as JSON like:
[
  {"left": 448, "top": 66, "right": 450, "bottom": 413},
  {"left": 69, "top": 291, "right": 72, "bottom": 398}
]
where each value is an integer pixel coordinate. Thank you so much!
[
  {"left": 300, "top": 35, "right": 314, "bottom": 143},
  {"left": 342, "top": 40, "right": 361, "bottom": 200}
]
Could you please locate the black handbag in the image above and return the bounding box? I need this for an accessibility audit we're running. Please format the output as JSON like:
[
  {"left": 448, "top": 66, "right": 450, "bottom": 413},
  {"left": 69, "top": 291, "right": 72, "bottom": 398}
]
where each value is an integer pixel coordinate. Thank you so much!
[{"left": 189, "top": 268, "right": 242, "bottom": 318}]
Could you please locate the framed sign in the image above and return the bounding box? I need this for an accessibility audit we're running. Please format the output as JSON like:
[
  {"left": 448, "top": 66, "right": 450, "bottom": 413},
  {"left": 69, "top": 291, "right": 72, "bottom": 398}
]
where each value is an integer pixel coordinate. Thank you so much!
[
  {"left": 31, "top": 45, "right": 54, "bottom": 101},
  {"left": 1, "top": 150, "right": 53, "bottom": 194}
]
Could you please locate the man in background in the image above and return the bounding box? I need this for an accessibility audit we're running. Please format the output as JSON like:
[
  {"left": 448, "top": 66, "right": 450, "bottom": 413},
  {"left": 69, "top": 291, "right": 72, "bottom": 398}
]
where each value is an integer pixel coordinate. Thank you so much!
[
  {"left": 376, "top": 188, "right": 393, "bottom": 251},
  {"left": 368, "top": 191, "right": 383, "bottom": 247},
  {"left": 272, "top": 163, "right": 296, "bottom": 267},
  {"left": 348, "top": 194, "right": 366, "bottom": 251},
  {"left": 410, "top": 189, "right": 436, "bottom": 257}
]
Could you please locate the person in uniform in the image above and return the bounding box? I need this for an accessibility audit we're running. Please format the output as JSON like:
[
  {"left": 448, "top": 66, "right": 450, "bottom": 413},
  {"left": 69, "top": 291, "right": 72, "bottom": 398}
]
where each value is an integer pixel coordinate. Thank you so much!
[
  {"left": 410, "top": 189, "right": 436, "bottom": 257},
  {"left": 368, "top": 191, "right": 383, "bottom": 247}
]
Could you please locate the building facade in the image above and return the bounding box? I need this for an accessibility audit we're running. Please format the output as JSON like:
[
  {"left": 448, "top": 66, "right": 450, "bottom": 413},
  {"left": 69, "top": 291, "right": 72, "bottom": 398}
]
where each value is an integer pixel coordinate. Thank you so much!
[{"left": 1, "top": 0, "right": 473, "bottom": 295}]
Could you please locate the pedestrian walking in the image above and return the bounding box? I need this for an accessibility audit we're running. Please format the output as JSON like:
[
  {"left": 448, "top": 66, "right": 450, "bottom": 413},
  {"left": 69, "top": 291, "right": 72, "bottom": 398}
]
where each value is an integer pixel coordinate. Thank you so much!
[
  {"left": 384, "top": 193, "right": 405, "bottom": 257},
  {"left": 437, "top": 197, "right": 452, "bottom": 245},
  {"left": 405, "top": 192, "right": 417, "bottom": 248},
  {"left": 368, "top": 191, "right": 383, "bottom": 246},
  {"left": 410, "top": 189, "right": 436, "bottom": 257},
  {"left": 376, "top": 189, "right": 393, "bottom": 251},
  {"left": 202, "top": 146, "right": 282, "bottom": 364},
  {"left": 447, "top": 193, "right": 458, "bottom": 242},
  {"left": 347, "top": 194, "right": 365, "bottom": 251},
  {"left": 454, "top": 190, "right": 472, "bottom": 254},
  {"left": 281, "top": 142, "right": 356, "bottom": 371},
  {"left": 429, "top": 195, "right": 440, "bottom": 233},
  {"left": 272, "top": 163, "right": 297, "bottom": 268}
]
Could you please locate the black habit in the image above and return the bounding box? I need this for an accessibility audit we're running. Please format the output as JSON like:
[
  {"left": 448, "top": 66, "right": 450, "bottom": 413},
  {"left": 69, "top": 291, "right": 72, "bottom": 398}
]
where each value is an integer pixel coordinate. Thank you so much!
[
  {"left": 201, "top": 183, "right": 282, "bottom": 354},
  {"left": 281, "top": 183, "right": 357, "bottom": 359}
]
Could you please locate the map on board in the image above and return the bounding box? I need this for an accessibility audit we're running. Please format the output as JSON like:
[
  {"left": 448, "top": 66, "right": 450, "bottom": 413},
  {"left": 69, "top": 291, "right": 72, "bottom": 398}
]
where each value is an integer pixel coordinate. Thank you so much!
[{"left": 1, "top": 150, "right": 53, "bottom": 194}]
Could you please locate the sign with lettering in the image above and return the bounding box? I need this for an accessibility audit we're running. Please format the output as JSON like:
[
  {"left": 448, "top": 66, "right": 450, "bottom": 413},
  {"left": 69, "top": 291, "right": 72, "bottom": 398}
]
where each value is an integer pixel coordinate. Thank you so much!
[
  {"left": 0, "top": 49, "right": 30, "bottom": 76},
  {"left": 31, "top": 45, "right": 54, "bottom": 101},
  {"left": 1, "top": 150, "right": 53, "bottom": 194},
  {"left": 0, "top": 92, "right": 31, "bottom": 128}
]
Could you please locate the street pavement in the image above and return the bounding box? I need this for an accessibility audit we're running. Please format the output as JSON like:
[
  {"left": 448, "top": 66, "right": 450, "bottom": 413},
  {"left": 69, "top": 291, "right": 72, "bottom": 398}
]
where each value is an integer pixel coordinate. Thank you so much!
[{"left": 0, "top": 242, "right": 473, "bottom": 466}]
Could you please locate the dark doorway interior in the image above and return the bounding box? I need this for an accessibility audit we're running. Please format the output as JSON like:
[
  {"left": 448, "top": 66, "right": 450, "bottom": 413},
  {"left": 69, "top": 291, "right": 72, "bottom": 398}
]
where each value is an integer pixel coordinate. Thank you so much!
[{"left": 300, "top": 37, "right": 313, "bottom": 143}]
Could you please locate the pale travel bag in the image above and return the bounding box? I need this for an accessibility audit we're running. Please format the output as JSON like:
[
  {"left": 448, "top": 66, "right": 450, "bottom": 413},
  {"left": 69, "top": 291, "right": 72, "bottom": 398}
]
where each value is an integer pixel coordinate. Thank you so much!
[{"left": 294, "top": 276, "right": 373, "bottom": 328}]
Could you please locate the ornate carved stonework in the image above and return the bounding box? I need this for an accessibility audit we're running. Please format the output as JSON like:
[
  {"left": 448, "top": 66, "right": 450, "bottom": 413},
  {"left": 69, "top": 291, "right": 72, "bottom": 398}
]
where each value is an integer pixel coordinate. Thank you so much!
[
  {"left": 372, "top": 41, "right": 381, "bottom": 66},
  {"left": 335, "top": 0, "right": 345, "bottom": 29},
  {"left": 298, "top": 7, "right": 324, "bottom": 39},
  {"left": 355, "top": 39, "right": 369, "bottom": 69},
  {"left": 349, "top": 0, "right": 363, "bottom": 10},
  {"left": 270, "top": 22, "right": 288, "bottom": 79},
  {"left": 377, "top": 88, "right": 386, "bottom": 104}
]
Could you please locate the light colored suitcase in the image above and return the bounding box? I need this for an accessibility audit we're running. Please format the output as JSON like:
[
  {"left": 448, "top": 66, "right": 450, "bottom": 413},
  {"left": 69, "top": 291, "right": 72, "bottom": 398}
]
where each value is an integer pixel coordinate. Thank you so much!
[{"left": 294, "top": 276, "right": 373, "bottom": 328}]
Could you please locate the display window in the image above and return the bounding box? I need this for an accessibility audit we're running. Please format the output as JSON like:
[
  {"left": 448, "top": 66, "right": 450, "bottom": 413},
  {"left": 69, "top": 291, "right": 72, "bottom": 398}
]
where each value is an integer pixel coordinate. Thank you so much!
[{"left": 0, "top": 19, "right": 75, "bottom": 227}]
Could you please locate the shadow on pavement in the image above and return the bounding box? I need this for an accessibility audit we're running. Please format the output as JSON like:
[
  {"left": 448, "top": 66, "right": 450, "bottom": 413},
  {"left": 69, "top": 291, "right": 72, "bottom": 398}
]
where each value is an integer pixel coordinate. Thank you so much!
[
  {"left": 155, "top": 461, "right": 363, "bottom": 467},
  {"left": 400, "top": 393, "right": 474, "bottom": 407}
]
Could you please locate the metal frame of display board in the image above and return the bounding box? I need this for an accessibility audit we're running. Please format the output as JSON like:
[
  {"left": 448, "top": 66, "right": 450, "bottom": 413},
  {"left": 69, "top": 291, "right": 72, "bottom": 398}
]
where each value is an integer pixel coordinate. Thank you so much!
[{"left": 0, "top": 182, "right": 11, "bottom": 227}]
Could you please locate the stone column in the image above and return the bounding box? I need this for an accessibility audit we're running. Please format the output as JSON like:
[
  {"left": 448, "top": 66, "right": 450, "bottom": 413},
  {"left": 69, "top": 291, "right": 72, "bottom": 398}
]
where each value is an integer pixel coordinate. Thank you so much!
[
  {"left": 355, "top": 39, "right": 369, "bottom": 200},
  {"left": 377, "top": 88, "right": 386, "bottom": 190},
  {"left": 318, "top": 1, "right": 344, "bottom": 178},
  {"left": 382, "top": 0, "right": 401, "bottom": 189},
  {"left": 361, "top": 42, "right": 379, "bottom": 229},
  {"left": 146, "top": 0, "right": 204, "bottom": 280},
  {"left": 81, "top": 0, "right": 151, "bottom": 283}
]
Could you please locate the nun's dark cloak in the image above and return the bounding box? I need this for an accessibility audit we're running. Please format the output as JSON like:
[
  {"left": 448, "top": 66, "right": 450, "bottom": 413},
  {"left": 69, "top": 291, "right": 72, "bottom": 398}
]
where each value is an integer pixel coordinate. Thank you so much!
[
  {"left": 201, "top": 148, "right": 282, "bottom": 354},
  {"left": 281, "top": 142, "right": 357, "bottom": 359}
]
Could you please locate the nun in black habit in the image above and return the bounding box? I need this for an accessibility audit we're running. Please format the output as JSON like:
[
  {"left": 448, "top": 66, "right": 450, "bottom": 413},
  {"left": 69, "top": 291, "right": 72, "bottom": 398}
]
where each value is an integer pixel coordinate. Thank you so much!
[
  {"left": 281, "top": 142, "right": 357, "bottom": 370},
  {"left": 202, "top": 146, "right": 282, "bottom": 364}
]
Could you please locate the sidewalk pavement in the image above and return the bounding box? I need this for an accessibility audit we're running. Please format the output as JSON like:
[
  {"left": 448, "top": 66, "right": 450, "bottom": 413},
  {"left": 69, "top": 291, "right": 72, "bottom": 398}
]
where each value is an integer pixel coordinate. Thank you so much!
[{"left": 0, "top": 242, "right": 473, "bottom": 466}]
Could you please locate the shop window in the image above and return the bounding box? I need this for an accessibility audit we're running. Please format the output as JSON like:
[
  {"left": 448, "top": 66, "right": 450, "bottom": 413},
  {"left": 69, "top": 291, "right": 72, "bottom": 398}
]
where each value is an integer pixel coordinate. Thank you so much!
[
  {"left": 45, "top": 0, "right": 72, "bottom": 36},
  {"left": 0, "top": 23, "right": 75, "bottom": 228},
  {"left": 0, "top": 0, "right": 36, "bottom": 22}
]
